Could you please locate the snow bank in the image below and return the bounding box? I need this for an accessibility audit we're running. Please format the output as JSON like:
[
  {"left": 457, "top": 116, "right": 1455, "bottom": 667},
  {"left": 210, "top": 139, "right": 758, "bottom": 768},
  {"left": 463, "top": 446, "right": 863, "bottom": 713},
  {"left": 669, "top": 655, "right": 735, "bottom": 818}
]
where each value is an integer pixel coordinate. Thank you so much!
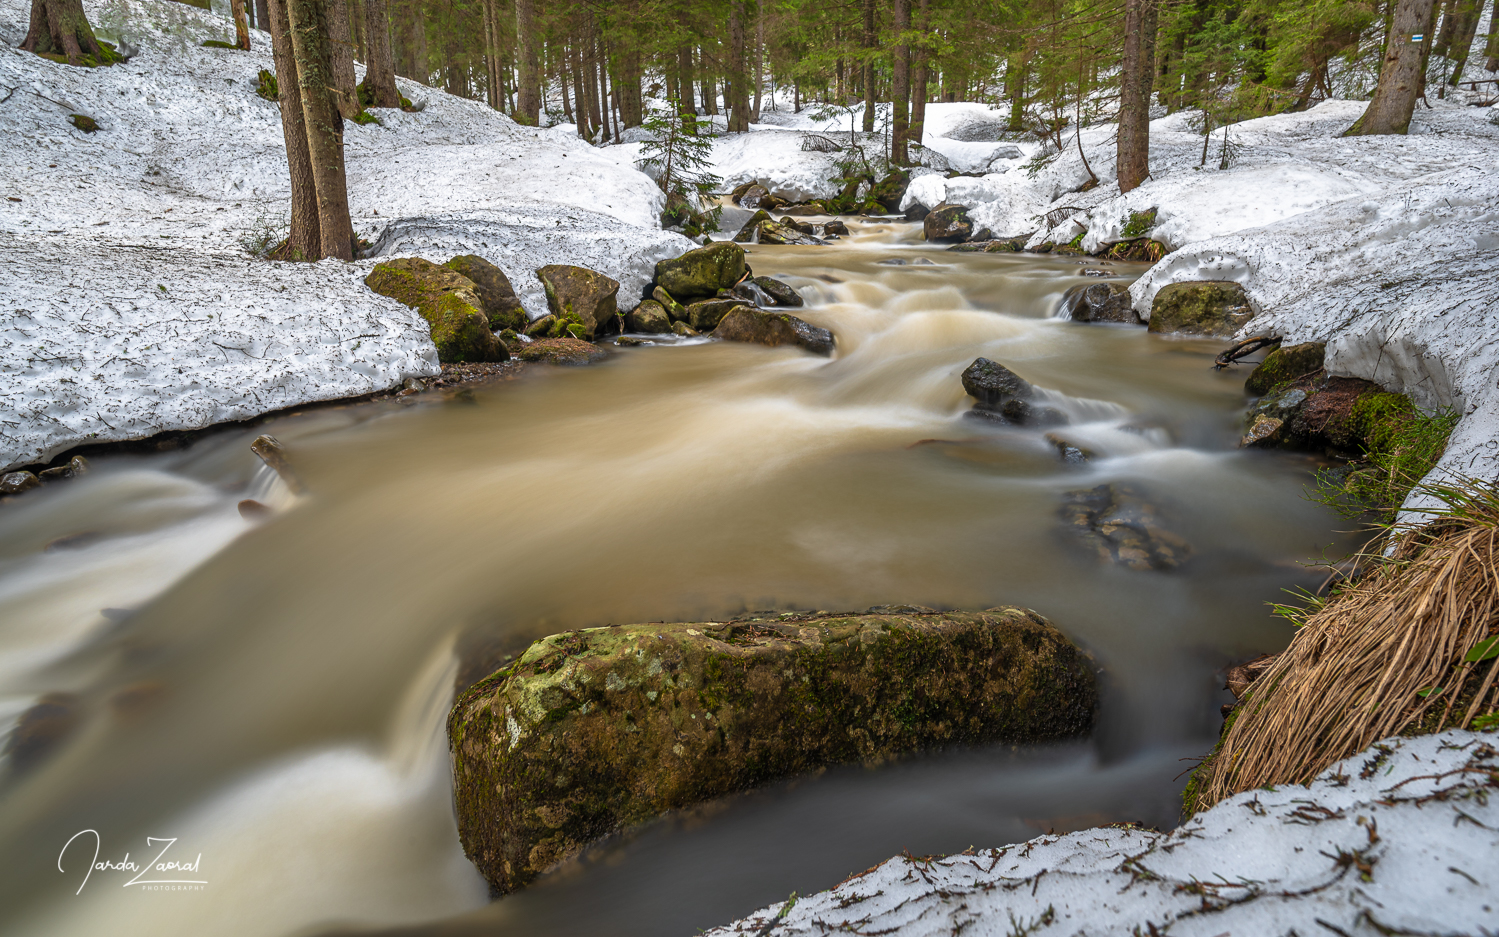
[
  {"left": 0, "top": 0, "right": 687, "bottom": 471},
  {"left": 707, "top": 730, "right": 1499, "bottom": 936},
  {"left": 706, "top": 129, "right": 849, "bottom": 202}
]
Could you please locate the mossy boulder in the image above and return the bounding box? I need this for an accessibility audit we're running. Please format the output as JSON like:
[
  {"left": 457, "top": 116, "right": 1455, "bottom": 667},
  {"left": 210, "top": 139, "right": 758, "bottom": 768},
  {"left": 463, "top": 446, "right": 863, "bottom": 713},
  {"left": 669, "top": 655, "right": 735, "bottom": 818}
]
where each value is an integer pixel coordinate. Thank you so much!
[
  {"left": 751, "top": 276, "right": 803, "bottom": 307},
  {"left": 687, "top": 298, "right": 751, "bottom": 332},
  {"left": 714, "top": 307, "right": 835, "bottom": 356},
  {"left": 732, "top": 209, "right": 773, "bottom": 243},
  {"left": 870, "top": 169, "right": 910, "bottom": 213},
  {"left": 1147, "top": 281, "right": 1254, "bottom": 338},
  {"left": 1244, "top": 341, "right": 1325, "bottom": 396},
  {"left": 923, "top": 203, "right": 973, "bottom": 242},
  {"left": 536, "top": 265, "right": 619, "bottom": 339},
  {"left": 655, "top": 241, "right": 748, "bottom": 301},
  {"left": 755, "top": 218, "right": 822, "bottom": 246},
  {"left": 653, "top": 286, "right": 689, "bottom": 322},
  {"left": 625, "top": 300, "right": 672, "bottom": 334},
  {"left": 516, "top": 337, "right": 607, "bottom": 365},
  {"left": 448, "top": 607, "right": 1096, "bottom": 894},
  {"left": 445, "top": 255, "right": 527, "bottom": 332},
  {"left": 365, "top": 257, "right": 506, "bottom": 363}
]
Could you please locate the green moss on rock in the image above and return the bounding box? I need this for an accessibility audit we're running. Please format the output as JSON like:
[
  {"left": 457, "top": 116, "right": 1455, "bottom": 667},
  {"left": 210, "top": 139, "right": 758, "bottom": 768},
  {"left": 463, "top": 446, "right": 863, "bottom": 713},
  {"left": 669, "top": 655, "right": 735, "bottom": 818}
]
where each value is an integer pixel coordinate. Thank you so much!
[
  {"left": 445, "top": 255, "right": 527, "bottom": 332},
  {"left": 1244, "top": 342, "right": 1326, "bottom": 396},
  {"left": 255, "top": 68, "right": 278, "bottom": 101},
  {"left": 1148, "top": 281, "right": 1254, "bottom": 338},
  {"left": 536, "top": 265, "right": 619, "bottom": 338},
  {"left": 655, "top": 242, "right": 747, "bottom": 301},
  {"left": 449, "top": 607, "right": 1096, "bottom": 894},
  {"left": 365, "top": 257, "right": 506, "bottom": 363}
]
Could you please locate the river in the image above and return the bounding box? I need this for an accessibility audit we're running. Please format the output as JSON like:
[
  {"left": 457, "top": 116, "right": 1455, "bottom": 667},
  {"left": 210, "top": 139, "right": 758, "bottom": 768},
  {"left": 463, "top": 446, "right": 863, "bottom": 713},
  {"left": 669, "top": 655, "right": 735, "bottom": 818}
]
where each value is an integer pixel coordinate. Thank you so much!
[{"left": 0, "top": 220, "right": 1349, "bottom": 936}]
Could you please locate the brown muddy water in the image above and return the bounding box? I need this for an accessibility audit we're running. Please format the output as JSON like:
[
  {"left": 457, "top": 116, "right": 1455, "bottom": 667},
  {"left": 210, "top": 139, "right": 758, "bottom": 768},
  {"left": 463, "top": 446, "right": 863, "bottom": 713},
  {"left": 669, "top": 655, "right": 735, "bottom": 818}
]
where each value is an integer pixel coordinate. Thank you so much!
[{"left": 0, "top": 221, "right": 1351, "bottom": 937}]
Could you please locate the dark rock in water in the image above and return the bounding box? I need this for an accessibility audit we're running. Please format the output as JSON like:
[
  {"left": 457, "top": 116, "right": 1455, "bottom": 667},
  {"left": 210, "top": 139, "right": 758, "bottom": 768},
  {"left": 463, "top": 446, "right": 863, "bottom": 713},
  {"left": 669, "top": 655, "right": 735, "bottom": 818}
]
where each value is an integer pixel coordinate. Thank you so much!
[
  {"left": 1060, "top": 283, "right": 1141, "bottom": 324},
  {"left": 652, "top": 286, "right": 689, "bottom": 322},
  {"left": 688, "top": 298, "right": 752, "bottom": 332},
  {"left": 739, "top": 184, "right": 772, "bottom": 209},
  {"left": 537, "top": 265, "right": 620, "bottom": 339},
  {"left": 444, "top": 255, "right": 527, "bottom": 332},
  {"left": 517, "top": 337, "right": 608, "bottom": 365},
  {"left": 656, "top": 241, "right": 748, "bottom": 300},
  {"left": 365, "top": 257, "right": 507, "bottom": 363},
  {"left": 3, "top": 692, "right": 81, "bottom": 772},
  {"left": 1060, "top": 484, "right": 1193, "bottom": 571},
  {"left": 448, "top": 607, "right": 1097, "bottom": 895},
  {"left": 731, "top": 181, "right": 759, "bottom": 205},
  {"left": 756, "top": 219, "right": 823, "bottom": 246},
  {"left": 39, "top": 456, "right": 90, "bottom": 482},
  {"left": 778, "top": 216, "right": 818, "bottom": 236},
  {"left": 910, "top": 257, "right": 935, "bottom": 266},
  {"left": 923, "top": 202, "right": 973, "bottom": 242},
  {"left": 998, "top": 398, "right": 1068, "bottom": 427},
  {"left": 961, "top": 358, "right": 1034, "bottom": 406},
  {"left": 615, "top": 336, "right": 648, "bottom": 347},
  {"left": 733, "top": 209, "right": 773, "bottom": 243},
  {"left": 904, "top": 203, "right": 930, "bottom": 222},
  {"left": 877, "top": 258, "right": 907, "bottom": 266},
  {"left": 1244, "top": 342, "right": 1326, "bottom": 396},
  {"left": 714, "top": 307, "right": 836, "bottom": 356},
  {"left": 625, "top": 299, "right": 672, "bottom": 334},
  {"left": 751, "top": 276, "right": 803, "bottom": 307},
  {"left": 1, "top": 471, "right": 41, "bottom": 494},
  {"left": 238, "top": 498, "right": 272, "bottom": 520},
  {"left": 251, "top": 434, "right": 306, "bottom": 494},
  {"left": 1148, "top": 281, "right": 1254, "bottom": 338},
  {"left": 1045, "top": 433, "right": 1096, "bottom": 463},
  {"left": 822, "top": 220, "right": 850, "bottom": 236},
  {"left": 671, "top": 321, "right": 700, "bottom": 337},
  {"left": 722, "top": 280, "right": 776, "bottom": 307}
]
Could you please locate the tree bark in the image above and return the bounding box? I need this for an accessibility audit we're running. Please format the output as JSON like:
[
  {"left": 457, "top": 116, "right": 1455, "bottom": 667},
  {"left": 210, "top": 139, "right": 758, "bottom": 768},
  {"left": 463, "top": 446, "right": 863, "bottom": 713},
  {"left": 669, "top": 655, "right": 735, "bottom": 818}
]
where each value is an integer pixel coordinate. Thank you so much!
[
  {"left": 862, "top": 0, "right": 876, "bottom": 132},
  {"left": 1487, "top": 0, "right": 1499, "bottom": 70},
  {"left": 288, "top": 0, "right": 355, "bottom": 260},
  {"left": 268, "top": 0, "right": 321, "bottom": 260},
  {"left": 701, "top": 45, "right": 718, "bottom": 115},
  {"left": 910, "top": 0, "right": 929, "bottom": 149},
  {"left": 1347, "top": 0, "right": 1438, "bottom": 134},
  {"left": 1433, "top": 0, "right": 1459, "bottom": 54},
  {"left": 678, "top": 44, "right": 696, "bottom": 113},
  {"left": 255, "top": 0, "right": 269, "bottom": 32},
  {"left": 231, "top": 0, "right": 252, "bottom": 49},
  {"left": 727, "top": 1, "right": 749, "bottom": 131},
  {"left": 1444, "top": 0, "right": 1483, "bottom": 83},
  {"left": 361, "top": 0, "right": 400, "bottom": 106},
  {"left": 323, "top": 0, "right": 361, "bottom": 118},
  {"left": 570, "top": 40, "right": 590, "bottom": 137},
  {"left": 21, "top": 0, "right": 107, "bottom": 65},
  {"left": 1116, "top": 0, "right": 1156, "bottom": 193},
  {"left": 514, "top": 0, "right": 540, "bottom": 124},
  {"left": 891, "top": 0, "right": 911, "bottom": 164},
  {"left": 751, "top": 0, "right": 764, "bottom": 122}
]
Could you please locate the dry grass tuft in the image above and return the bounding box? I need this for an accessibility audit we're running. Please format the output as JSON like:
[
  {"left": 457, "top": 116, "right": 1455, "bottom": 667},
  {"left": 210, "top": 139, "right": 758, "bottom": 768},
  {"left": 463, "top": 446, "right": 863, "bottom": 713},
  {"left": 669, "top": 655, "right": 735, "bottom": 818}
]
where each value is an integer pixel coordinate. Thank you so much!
[{"left": 1188, "top": 481, "right": 1499, "bottom": 813}]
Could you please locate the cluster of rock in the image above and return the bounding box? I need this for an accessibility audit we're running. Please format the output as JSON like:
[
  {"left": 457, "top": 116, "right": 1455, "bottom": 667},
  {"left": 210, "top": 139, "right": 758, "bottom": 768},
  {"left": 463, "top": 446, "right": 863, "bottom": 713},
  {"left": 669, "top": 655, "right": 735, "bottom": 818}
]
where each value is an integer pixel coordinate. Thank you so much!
[
  {"left": 0, "top": 456, "right": 90, "bottom": 500},
  {"left": 959, "top": 358, "right": 1066, "bottom": 427},
  {"left": 448, "top": 606, "right": 1097, "bottom": 895}
]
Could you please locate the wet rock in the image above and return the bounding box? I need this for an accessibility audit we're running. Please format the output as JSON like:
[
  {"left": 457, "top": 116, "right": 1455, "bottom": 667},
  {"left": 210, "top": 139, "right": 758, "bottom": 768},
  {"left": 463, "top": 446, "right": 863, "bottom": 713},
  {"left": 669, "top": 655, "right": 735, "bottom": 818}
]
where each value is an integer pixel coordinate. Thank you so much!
[
  {"left": 448, "top": 607, "right": 1097, "bottom": 895},
  {"left": 655, "top": 241, "right": 748, "bottom": 301},
  {"left": 1147, "top": 281, "right": 1254, "bottom": 338},
  {"left": 671, "top": 321, "right": 700, "bottom": 337},
  {"left": 1045, "top": 433, "right": 1096, "bottom": 463},
  {"left": 3, "top": 692, "right": 81, "bottom": 772},
  {"left": 730, "top": 181, "right": 759, "bottom": 205},
  {"left": 732, "top": 209, "right": 773, "bottom": 243},
  {"left": 751, "top": 276, "right": 803, "bottom": 307},
  {"left": 1060, "top": 484, "right": 1193, "bottom": 571},
  {"left": 653, "top": 286, "right": 690, "bottom": 322},
  {"left": 778, "top": 216, "right": 818, "bottom": 236},
  {"left": 444, "top": 255, "right": 527, "bottom": 332},
  {"left": 870, "top": 169, "right": 910, "bottom": 213},
  {"left": 536, "top": 265, "right": 620, "bottom": 339},
  {"left": 523, "top": 314, "right": 558, "bottom": 338},
  {"left": 1060, "top": 283, "right": 1141, "bottom": 324},
  {"left": 739, "top": 184, "right": 772, "bottom": 209},
  {"left": 904, "top": 204, "right": 930, "bottom": 222},
  {"left": 250, "top": 434, "right": 306, "bottom": 494},
  {"left": 516, "top": 337, "right": 608, "bottom": 365},
  {"left": 1241, "top": 415, "right": 1285, "bottom": 447},
  {"left": 366, "top": 257, "right": 507, "bottom": 363},
  {"left": 615, "top": 336, "right": 648, "bottom": 347},
  {"left": 910, "top": 258, "right": 936, "bottom": 266},
  {"left": 755, "top": 218, "right": 823, "bottom": 246},
  {"left": 1, "top": 471, "right": 41, "bottom": 494},
  {"left": 625, "top": 300, "right": 672, "bottom": 334},
  {"left": 39, "top": 456, "right": 90, "bottom": 482},
  {"left": 1240, "top": 375, "right": 1390, "bottom": 453},
  {"left": 688, "top": 298, "right": 752, "bottom": 332},
  {"left": 822, "top": 220, "right": 850, "bottom": 237},
  {"left": 878, "top": 258, "right": 908, "bottom": 266},
  {"left": 714, "top": 307, "right": 836, "bottom": 356},
  {"left": 238, "top": 498, "right": 272, "bottom": 520},
  {"left": 1244, "top": 342, "right": 1326, "bottom": 396},
  {"left": 923, "top": 203, "right": 973, "bottom": 242},
  {"left": 946, "top": 240, "right": 1022, "bottom": 253},
  {"left": 961, "top": 358, "right": 1034, "bottom": 407}
]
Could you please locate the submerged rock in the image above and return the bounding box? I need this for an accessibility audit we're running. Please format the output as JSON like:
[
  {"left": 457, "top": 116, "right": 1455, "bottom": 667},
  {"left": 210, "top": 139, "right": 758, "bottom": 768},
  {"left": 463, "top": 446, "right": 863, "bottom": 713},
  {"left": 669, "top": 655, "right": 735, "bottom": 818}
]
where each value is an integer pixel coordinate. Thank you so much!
[
  {"left": 625, "top": 300, "right": 672, "bottom": 334},
  {"left": 923, "top": 203, "right": 973, "bottom": 242},
  {"left": 1243, "top": 341, "right": 1325, "bottom": 396},
  {"left": 1060, "top": 483, "right": 1192, "bottom": 571},
  {"left": 1147, "top": 281, "right": 1254, "bottom": 338},
  {"left": 714, "top": 307, "right": 836, "bottom": 356},
  {"left": 448, "top": 607, "right": 1096, "bottom": 895},
  {"left": 751, "top": 276, "right": 803, "bottom": 307},
  {"left": 655, "top": 242, "right": 748, "bottom": 301},
  {"left": 1060, "top": 283, "right": 1141, "bottom": 324},
  {"left": 536, "top": 265, "right": 620, "bottom": 339},
  {"left": 444, "top": 255, "right": 527, "bottom": 332},
  {"left": 365, "top": 257, "right": 507, "bottom": 363}
]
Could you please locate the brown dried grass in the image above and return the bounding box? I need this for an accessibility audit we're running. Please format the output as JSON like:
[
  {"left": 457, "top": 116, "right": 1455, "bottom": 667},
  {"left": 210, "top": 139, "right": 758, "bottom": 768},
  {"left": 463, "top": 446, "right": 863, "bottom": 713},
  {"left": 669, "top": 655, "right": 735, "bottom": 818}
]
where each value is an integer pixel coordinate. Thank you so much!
[{"left": 1188, "top": 481, "right": 1499, "bottom": 813}]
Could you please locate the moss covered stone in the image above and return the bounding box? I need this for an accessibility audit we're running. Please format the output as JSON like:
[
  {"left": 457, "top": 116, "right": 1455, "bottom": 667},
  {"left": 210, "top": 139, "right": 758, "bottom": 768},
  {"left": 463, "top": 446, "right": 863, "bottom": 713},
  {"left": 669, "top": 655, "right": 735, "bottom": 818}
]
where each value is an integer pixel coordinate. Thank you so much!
[
  {"left": 449, "top": 607, "right": 1096, "bottom": 894},
  {"left": 714, "top": 307, "right": 836, "bottom": 356},
  {"left": 923, "top": 203, "right": 973, "bottom": 242},
  {"left": 1147, "top": 281, "right": 1254, "bottom": 338},
  {"left": 445, "top": 255, "right": 527, "bottom": 332},
  {"left": 1244, "top": 341, "right": 1325, "bottom": 396},
  {"left": 536, "top": 265, "right": 619, "bottom": 338},
  {"left": 365, "top": 257, "right": 506, "bottom": 363},
  {"left": 69, "top": 114, "right": 97, "bottom": 133},
  {"left": 255, "top": 68, "right": 278, "bottom": 101},
  {"left": 652, "top": 286, "right": 689, "bottom": 322},
  {"left": 687, "top": 298, "right": 751, "bottom": 332},
  {"left": 625, "top": 299, "right": 671, "bottom": 334},
  {"left": 516, "top": 336, "right": 607, "bottom": 365},
  {"left": 655, "top": 242, "right": 747, "bottom": 301}
]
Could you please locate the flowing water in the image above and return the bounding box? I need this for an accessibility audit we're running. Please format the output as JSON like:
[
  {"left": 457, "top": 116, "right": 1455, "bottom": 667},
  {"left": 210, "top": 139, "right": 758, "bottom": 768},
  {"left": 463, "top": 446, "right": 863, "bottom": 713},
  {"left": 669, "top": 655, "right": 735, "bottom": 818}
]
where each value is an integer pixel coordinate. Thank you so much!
[{"left": 0, "top": 221, "right": 1350, "bottom": 937}]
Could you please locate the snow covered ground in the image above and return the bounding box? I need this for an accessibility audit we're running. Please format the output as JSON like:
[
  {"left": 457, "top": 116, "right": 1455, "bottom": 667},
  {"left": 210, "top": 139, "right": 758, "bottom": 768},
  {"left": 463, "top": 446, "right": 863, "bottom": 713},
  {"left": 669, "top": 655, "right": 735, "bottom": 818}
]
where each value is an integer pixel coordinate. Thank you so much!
[
  {"left": 708, "top": 729, "right": 1499, "bottom": 936},
  {"left": 0, "top": 0, "right": 688, "bottom": 472}
]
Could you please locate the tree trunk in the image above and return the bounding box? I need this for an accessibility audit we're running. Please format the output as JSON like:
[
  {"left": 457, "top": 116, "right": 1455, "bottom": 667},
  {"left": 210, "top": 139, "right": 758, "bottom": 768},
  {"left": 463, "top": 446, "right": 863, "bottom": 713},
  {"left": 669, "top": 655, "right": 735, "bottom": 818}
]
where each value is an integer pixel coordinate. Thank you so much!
[
  {"left": 1433, "top": 0, "right": 1459, "bottom": 54},
  {"left": 619, "top": 47, "right": 642, "bottom": 128},
  {"left": 727, "top": 1, "right": 749, "bottom": 131},
  {"left": 702, "top": 46, "right": 718, "bottom": 115},
  {"left": 349, "top": 0, "right": 365, "bottom": 62},
  {"left": 678, "top": 44, "right": 696, "bottom": 112},
  {"left": 267, "top": 0, "right": 320, "bottom": 260},
  {"left": 1116, "top": 0, "right": 1156, "bottom": 193},
  {"left": 255, "top": 0, "right": 269, "bottom": 32},
  {"left": 1487, "top": 0, "right": 1499, "bottom": 70},
  {"left": 751, "top": 0, "right": 764, "bottom": 122},
  {"left": 481, "top": 0, "right": 499, "bottom": 108},
  {"left": 288, "top": 0, "right": 354, "bottom": 260},
  {"left": 323, "top": 0, "right": 360, "bottom": 118},
  {"left": 862, "top": 0, "right": 876, "bottom": 132},
  {"left": 1444, "top": 0, "right": 1483, "bottom": 82},
  {"left": 361, "top": 0, "right": 399, "bottom": 106},
  {"left": 1347, "top": 0, "right": 1438, "bottom": 134},
  {"left": 891, "top": 0, "right": 911, "bottom": 164},
  {"left": 21, "top": 0, "right": 107, "bottom": 65},
  {"left": 910, "top": 0, "right": 929, "bottom": 149},
  {"left": 404, "top": 0, "right": 427, "bottom": 84},
  {"left": 232, "top": 0, "right": 252, "bottom": 49},
  {"left": 514, "top": 0, "right": 540, "bottom": 124},
  {"left": 570, "top": 40, "right": 589, "bottom": 137}
]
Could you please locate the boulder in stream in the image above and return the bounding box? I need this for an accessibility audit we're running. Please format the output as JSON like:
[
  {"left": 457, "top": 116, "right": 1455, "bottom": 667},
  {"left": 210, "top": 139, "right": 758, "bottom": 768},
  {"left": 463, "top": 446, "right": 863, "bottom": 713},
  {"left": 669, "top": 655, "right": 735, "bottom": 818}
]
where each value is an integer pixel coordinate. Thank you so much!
[
  {"left": 1, "top": 471, "right": 41, "bottom": 495},
  {"left": 959, "top": 358, "right": 1064, "bottom": 425},
  {"left": 1244, "top": 342, "right": 1325, "bottom": 396},
  {"left": 1147, "top": 281, "right": 1254, "bottom": 338},
  {"left": 365, "top": 257, "right": 508, "bottom": 363},
  {"left": 448, "top": 607, "right": 1096, "bottom": 895},
  {"left": 923, "top": 203, "right": 973, "bottom": 242},
  {"left": 687, "top": 298, "right": 752, "bottom": 332},
  {"left": 444, "top": 255, "right": 527, "bottom": 332},
  {"left": 714, "top": 307, "right": 836, "bottom": 356},
  {"left": 536, "top": 265, "right": 620, "bottom": 339},
  {"left": 1060, "top": 283, "right": 1141, "bottom": 324},
  {"left": 751, "top": 276, "right": 803, "bottom": 307},
  {"left": 655, "top": 242, "right": 748, "bottom": 301},
  {"left": 516, "top": 337, "right": 608, "bottom": 365},
  {"left": 652, "top": 286, "right": 690, "bottom": 322},
  {"left": 625, "top": 300, "right": 672, "bottom": 334}
]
